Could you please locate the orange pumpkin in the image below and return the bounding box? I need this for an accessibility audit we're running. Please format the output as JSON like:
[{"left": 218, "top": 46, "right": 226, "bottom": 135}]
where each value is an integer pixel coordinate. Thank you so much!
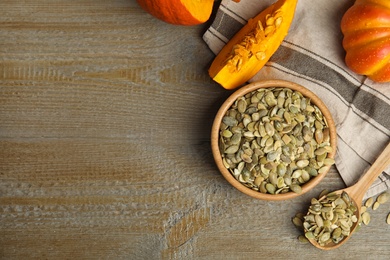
[
  {"left": 341, "top": 0, "right": 390, "bottom": 83},
  {"left": 136, "top": 0, "right": 214, "bottom": 25},
  {"left": 208, "top": 0, "right": 298, "bottom": 89}
]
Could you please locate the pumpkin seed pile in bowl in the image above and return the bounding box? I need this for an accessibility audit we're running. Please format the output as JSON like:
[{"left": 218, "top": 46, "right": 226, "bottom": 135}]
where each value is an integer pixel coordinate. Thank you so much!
[{"left": 211, "top": 80, "right": 337, "bottom": 201}]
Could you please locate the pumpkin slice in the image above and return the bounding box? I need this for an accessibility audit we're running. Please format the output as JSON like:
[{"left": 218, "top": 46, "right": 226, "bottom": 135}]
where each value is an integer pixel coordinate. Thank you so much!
[
  {"left": 136, "top": 0, "right": 214, "bottom": 25},
  {"left": 209, "top": 0, "right": 298, "bottom": 89}
]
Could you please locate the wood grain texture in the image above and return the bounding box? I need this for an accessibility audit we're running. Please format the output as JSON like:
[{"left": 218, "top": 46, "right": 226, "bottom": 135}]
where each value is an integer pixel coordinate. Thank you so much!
[{"left": 1, "top": 1, "right": 389, "bottom": 259}]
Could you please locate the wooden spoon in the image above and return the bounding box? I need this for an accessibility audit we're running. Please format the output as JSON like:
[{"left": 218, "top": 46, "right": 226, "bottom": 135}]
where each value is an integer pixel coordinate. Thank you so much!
[{"left": 306, "top": 142, "right": 390, "bottom": 250}]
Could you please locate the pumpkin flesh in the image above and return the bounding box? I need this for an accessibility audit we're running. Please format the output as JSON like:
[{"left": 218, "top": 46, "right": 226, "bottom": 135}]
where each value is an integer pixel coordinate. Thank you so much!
[
  {"left": 208, "top": 0, "right": 298, "bottom": 89},
  {"left": 136, "top": 0, "right": 214, "bottom": 25}
]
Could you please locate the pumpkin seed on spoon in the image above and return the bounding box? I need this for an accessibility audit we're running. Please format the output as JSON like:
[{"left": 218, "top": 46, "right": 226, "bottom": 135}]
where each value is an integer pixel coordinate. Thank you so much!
[{"left": 303, "top": 142, "right": 390, "bottom": 250}]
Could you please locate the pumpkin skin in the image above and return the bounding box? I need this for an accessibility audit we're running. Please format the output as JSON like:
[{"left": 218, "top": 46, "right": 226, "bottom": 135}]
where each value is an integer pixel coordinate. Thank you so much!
[
  {"left": 341, "top": 0, "right": 390, "bottom": 82},
  {"left": 136, "top": 0, "right": 214, "bottom": 26},
  {"left": 208, "top": 0, "right": 298, "bottom": 89}
]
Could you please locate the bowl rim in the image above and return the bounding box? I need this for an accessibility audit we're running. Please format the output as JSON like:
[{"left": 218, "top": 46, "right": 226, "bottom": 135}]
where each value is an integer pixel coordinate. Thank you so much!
[{"left": 211, "top": 79, "right": 337, "bottom": 201}]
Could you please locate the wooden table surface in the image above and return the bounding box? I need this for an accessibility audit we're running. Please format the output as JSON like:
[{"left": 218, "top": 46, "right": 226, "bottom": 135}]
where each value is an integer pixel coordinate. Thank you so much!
[{"left": 1, "top": 1, "right": 389, "bottom": 259}]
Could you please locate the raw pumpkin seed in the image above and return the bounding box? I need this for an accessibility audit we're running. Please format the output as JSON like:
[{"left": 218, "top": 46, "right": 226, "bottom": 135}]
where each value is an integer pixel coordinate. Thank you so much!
[
  {"left": 365, "top": 197, "right": 374, "bottom": 208},
  {"left": 359, "top": 192, "right": 390, "bottom": 227},
  {"left": 318, "top": 189, "right": 329, "bottom": 199},
  {"left": 298, "top": 235, "right": 309, "bottom": 243},
  {"left": 305, "top": 231, "right": 315, "bottom": 240},
  {"left": 292, "top": 216, "right": 303, "bottom": 228},
  {"left": 218, "top": 87, "right": 334, "bottom": 195},
  {"left": 293, "top": 190, "right": 390, "bottom": 243},
  {"left": 372, "top": 201, "right": 380, "bottom": 211},
  {"left": 302, "top": 191, "right": 358, "bottom": 246},
  {"left": 377, "top": 192, "right": 390, "bottom": 204},
  {"left": 362, "top": 211, "right": 371, "bottom": 225}
]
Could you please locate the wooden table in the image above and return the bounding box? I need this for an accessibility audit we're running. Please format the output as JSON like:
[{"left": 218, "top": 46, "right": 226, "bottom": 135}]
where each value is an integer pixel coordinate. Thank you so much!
[{"left": 1, "top": 1, "right": 389, "bottom": 259}]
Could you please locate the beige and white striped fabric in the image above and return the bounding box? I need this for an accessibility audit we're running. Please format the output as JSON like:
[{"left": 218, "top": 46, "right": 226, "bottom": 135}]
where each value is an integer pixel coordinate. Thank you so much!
[{"left": 203, "top": 0, "right": 390, "bottom": 199}]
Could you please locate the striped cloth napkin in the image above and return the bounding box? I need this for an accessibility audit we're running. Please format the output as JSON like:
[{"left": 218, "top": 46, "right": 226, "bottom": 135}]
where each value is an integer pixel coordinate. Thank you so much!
[{"left": 203, "top": 0, "right": 390, "bottom": 199}]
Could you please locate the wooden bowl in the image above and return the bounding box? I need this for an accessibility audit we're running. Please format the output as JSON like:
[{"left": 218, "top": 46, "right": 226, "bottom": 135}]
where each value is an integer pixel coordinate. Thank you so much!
[{"left": 211, "top": 80, "right": 337, "bottom": 201}]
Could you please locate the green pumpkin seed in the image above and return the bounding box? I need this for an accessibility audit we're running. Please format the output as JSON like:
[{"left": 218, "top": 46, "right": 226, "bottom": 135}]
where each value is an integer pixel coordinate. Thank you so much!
[
  {"left": 265, "top": 122, "right": 275, "bottom": 136},
  {"left": 254, "top": 176, "right": 264, "bottom": 187},
  {"left": 219, "top": 87, "right": 332, "bottom": 195},
  {"left": 269, "top": 171, "right": 278, "bottom": 186},
  {"left": 301, "top": 191, "right": 358, "bottom": 246},
  {"left": 290, "top": 184, "right": 302, "bottom": 194},
  {"left": 292, "top": 216, "right": 303, "bottom": 227},
  {"left": 222, "top": 129, "right": 233, "bottom": 138},
  {"left": 318, "top": 166, "right": 329, "bottom": 174},
  {"left": 323, "top": 158, "right": 335, "bottom": 166},
  {"left": 332, "top": 227, "right": 342, "bottom": 239},
  {"left": 314, "top": 147, "right": 327, "bottom": 156},
  {"left": 223, "top": 116, "right": 238, "bottom": 126},
  {"left": 277, "top": 163, "right": 287, "bottom": 176},
  {"left": 265, "top": 92, "right": 277, "bottom": 107},
  {"left": 318, "top": 189, "right": 329, "bottom": 199},
  {"left": 265, "top": 183, "right": 276, "bottom": 194},
  {"left": 230, "top": 133, "right": 242, "bottom": 145},
  {"left": 277, "top": 176, "right": 285, "bottom": 188},
  {"left": 298, "top": 235, "right": 309, "bottom": 243},
  {"left": 225, "top": 145, "right": 239, "bottom": 154},
  {"left": 319, "top": 232, "right": 331, "bottom": 243},
  {"left": 237, "top": 98, "right": 247, "bottom": 113},
  {"left": 259, "top": 181, "right": 267, "bottom": 193},
  {"left": 305, "top": 231, "right": 315, "bottom": 239},
  {"left": 296, "top": 159, "right": 309, "bottom": 168}
]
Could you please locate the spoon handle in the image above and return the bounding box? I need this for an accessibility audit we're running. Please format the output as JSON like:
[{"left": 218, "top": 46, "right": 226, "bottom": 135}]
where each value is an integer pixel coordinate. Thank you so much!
[{"left": 348, "top": 142, "right": 390, "bottom": 201}]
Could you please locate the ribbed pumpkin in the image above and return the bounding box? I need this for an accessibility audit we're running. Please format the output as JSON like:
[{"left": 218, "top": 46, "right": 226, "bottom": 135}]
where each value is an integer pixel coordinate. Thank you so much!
[
  {"left": 208, "top": 0, "right": 298, "bottom": 89},
  {"left": 341, "top": 0, "right": 390, "bottom": 83},
  {"left": 136, "top": 0, "right": 214, "bottom": 25}
]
